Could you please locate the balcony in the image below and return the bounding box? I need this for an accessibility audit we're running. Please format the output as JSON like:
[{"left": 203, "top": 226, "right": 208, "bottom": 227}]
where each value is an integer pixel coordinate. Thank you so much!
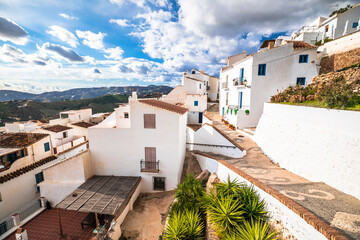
[{"left": 140, "top": 160, "right": 159, "bottom": 173}]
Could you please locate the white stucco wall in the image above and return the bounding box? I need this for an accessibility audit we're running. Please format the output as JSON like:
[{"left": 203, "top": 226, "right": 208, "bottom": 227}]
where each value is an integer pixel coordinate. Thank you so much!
[
  {"left": 89, "top": 101, "right": 187, "bottom": 192},
  {"left": 220, "top": 43, "right": 318, "bottom": 128},
  {"left": 0, "top": 157, "right": 61, "bottom": 222},
  {"left": 40, "top": 151, "right": 91, "bottom": 206},
  {"left": 49, "top": 118, "right": 70, "bottom": 126},
  {"left": 254, "top": 103, "right": 360, "bottom": 199},
  {"left": 186, "top": 124, "right": 244, "bottom": 158},
  {"left": 162, "top": 86, "right": 186, "bottom": 105},
  {"left": 195, "top": 154, "right": 327, "bottom": 240},
  {"left": 0, "top": 136, "right": 53, "bottom": 177},
  {"left": 318, "top": 31, "right": 360, "bottom": 55}
]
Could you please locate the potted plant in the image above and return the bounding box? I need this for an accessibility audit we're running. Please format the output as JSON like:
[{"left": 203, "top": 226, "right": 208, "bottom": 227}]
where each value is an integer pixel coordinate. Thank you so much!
[{"left": 245, "top": 110, "right": 250, "bottom": 115}]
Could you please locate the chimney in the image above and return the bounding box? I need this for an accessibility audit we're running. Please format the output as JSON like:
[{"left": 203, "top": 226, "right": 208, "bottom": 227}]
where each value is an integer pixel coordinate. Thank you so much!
[{"left": 268, "top": 41, "right": 275, "bottom": 49}]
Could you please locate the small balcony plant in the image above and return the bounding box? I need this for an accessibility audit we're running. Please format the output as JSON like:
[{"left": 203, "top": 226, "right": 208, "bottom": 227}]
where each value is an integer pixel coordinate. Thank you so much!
[{"left": 245, "top": 110, "right": 250, "bottom": 115}]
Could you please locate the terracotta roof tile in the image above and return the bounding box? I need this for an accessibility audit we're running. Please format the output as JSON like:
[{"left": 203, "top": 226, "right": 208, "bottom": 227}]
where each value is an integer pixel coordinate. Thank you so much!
[
  {"left": 285, "top": 40, "right": 316, "bottom": 49},
  {"left": 139, "top": 99, "right": 188, "bottom": 115},
  {"left": 43, "top": 124, "right": 72, "bottom": 133},
  {"left": 0, "top": 156, "right": 57, "bottom": 184},
  {"left": 0, "top": 133, "right": 49, "bottom": 148},
  {"left": 71, "top": 121, "right": 95, "bottom": 128}
]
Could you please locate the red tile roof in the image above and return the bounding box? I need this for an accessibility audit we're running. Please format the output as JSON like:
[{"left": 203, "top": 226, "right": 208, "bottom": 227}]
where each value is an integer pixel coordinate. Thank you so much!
[
  {"left": 139, "top": 99, "right": 188, "bottom": 115},
  {"left": 0, "top": 133, "right": 49, "bottom": 148},
  {"left": 0, "top": 156, "right": 57, "bottom": 184},
  {"left": 285, "top": 40, "right": 316, "bottom": 49},
  {"left": 71, "top": 121, "right": 95, "bottom": 128},
  {"left": 43, "top": 124, "right": 72, "bottom": 133}
]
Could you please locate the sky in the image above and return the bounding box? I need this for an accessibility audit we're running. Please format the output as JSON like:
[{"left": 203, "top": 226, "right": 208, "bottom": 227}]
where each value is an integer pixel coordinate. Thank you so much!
[{"left": 0, "top": 0, "right": 357, "bottom": 93}]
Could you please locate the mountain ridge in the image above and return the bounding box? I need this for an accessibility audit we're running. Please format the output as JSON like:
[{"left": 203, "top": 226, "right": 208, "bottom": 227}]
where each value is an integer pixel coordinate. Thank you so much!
[{"left": 0, "top": 85, "right": 173, "bottom": 102}]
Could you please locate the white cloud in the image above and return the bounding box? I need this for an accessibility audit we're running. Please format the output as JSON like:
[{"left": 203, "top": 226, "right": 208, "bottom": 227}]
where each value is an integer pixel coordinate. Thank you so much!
[
  {"left": 59, "top": 13, "right": 79, "bottom": 20},
  {"left": 76, "top": 30, "right": 106, "bottom": 50},
  {"left": 0, "top": 17, "right": 29, "bottom": 45},
  {"left": 103, "top": 46, "right": 124, "bottom": 60},
  {"left": 46, "top": 25, "right": 79, "bottom": 48},
  {"left": 109, "top": 18, "right": 133, "bottom": 27}
]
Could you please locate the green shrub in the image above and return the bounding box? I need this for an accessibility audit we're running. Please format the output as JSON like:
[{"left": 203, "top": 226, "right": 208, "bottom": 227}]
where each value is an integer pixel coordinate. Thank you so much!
[
  {"left": 223, "top": 220, "right": 278, "bottom": 240},
  {"left": 174, "top": 174, "right": 205, "bottom": 211}
]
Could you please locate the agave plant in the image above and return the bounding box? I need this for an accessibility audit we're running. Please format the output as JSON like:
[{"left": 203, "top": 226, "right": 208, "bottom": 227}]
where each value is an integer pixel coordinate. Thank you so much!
[
  {"left": 225, "top": 220, "right": 279, "bottom": 240},
  {"left": 163, "top": 211, "right": 186, "bottom": 240},
  {"left": 204, "top": 190, "right": 244, "bottom": 236}
]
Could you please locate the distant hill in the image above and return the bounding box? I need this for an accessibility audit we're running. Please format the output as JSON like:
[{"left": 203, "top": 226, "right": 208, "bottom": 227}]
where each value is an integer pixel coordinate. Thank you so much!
[
  {"left": 0, "top": 94, "right": 128, "bottom": 126},
  {"left": 0, "top": 85, "right": 173, "bottom": 102}
]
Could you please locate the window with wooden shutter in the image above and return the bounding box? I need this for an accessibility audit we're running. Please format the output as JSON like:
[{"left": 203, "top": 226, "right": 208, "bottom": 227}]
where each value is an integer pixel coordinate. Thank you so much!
[
  {"left": 144, "top": 114, "right": 156, "bottom": 129},
  {"left": 145, "top": 147, "right": 156, "bottom": 170}
]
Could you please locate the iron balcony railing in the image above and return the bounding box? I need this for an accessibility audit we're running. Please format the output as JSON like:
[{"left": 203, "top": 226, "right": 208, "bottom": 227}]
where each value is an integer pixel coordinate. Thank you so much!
[
  {"left": 140, "top": 160, "right": 160, "bottom": 173},
  {"left": 233, "top": 77, "right": 244, "bottom": 86}
]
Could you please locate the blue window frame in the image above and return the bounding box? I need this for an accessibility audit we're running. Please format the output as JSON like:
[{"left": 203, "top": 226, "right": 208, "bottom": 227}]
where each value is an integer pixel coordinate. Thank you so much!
[
  {"left": 258, "top": 64, "right": 266, "bottom": 76},
  {"left": 194, "top": 101, "right": 198, "bottom": 106},
  {"left": 240, "top": 68, "right": 244, "bottom": 82},
  {"left": 44, "top": 142, "right": 50, "bottom": 152},
  {"left": 353, "top": 22, "right": 358, "bottom": 28},
  {"left": 299, "top": 55, "right": 308, "bottom": 63},
  {"left": 297, "top": 77, "right": 306, "bottom": 86},
  {"left": 199, "top": 83, "right": 201, "bottom": 89}
]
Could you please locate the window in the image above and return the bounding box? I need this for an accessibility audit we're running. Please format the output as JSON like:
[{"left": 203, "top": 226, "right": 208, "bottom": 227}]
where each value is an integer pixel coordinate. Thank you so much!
[
  {"left": 191, "top": 70, "right": 196, "bottom": 74},
  {"left": 194, "top": 101, "right": 198, "bottom": 106},
  {"left": 0, "top": 192, "right": 2, "bottom": 202},
  {"left": 153, "top": 177, "right": 165, "bottom": 191},
  {"left": 35, "top": 172, "right": 44, "bottom": 192},
  {"left": 299, "top": 55, "right": 308, "bottom": 63},
  {"left": 297, "top": 77, "right": 306, "bottom": 86},
  {"left": 124, "top": 112, "right": 129, "bottom": 118},
  {"left": 44, "top": 142, "right": 50, "bottom": 152},
  {"left": 144, "top": 114, "right": 156, "bottom": 129},
  {"left": 353, "top": 22, "right": 358, "bottom": 28},
  {"left": 258, "top": 64, "right": 266, "bottom": 76},
  {"left": 240, "top": 68, "right": 244, "bottom": 82},
  {"left": 325, "top": 25, "right": 329, "bottom": 32},
  {"left": 199, "top": 83, "right": 201, "bottom": 89},
  {"left": 63, "top": 131, "right": 68, "bottom": 138}
]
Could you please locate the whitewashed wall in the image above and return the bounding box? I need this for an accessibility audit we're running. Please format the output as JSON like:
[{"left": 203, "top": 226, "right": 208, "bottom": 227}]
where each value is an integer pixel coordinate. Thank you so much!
[
  {"left": 40, "top": 151, "right": 91, "bottom": 206},
  {"left": 195, "top": 154, "right": 327, "bottom": 240},
  {"left": 186, "top": 124, "right": 244, "bottom": 158},
  {"left": 255, "top": 103, "right": 360, "bottom": 199},
  {"left": 89, "top": 101, "right": 187, "bottom": 192},
  {"left": 318, "top": 31, "right": 360, "bottom": 55},
  {"left": 0, "top": 157, "right": 61, "bottom": 221}
]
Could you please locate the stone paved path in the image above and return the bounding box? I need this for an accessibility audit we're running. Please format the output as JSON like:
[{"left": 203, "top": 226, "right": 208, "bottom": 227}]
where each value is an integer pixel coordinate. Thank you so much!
[{"left": 205, "top": 109, "right": 360, "bottom": 240}]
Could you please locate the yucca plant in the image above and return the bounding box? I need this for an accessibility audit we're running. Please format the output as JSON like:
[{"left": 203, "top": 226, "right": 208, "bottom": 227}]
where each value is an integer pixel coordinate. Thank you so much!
[
  {"left": 175, "top": 174, "right": 205, "bottom": 210},
  {"left": 163, "top": 211, "right": 186, "bottom": 240},
  {"left": 215, "top": 176, "right": 244, "bottom": 198},
  {"left": 224, "top": 220, "right": 278, "bottom": 240},
  {"left": 183, "top": 209, "right": 205, "bottom": 240},
  {"left": 240, "top": 185, "right": 268, "bottom": 222},
  {"left": 204, "top": 190, "right": 244, "bottom": 236}
]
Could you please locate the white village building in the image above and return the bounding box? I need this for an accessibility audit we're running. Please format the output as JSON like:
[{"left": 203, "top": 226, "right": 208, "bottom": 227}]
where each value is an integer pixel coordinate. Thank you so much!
[
  {"left": 163, "top": 69, "right": 219, "bottom": 124},
  {"left": 291, "top": 3, "right": 360, "bottom": 44},
  {"left": 88, "top": 93, "right": 187, "bottom": 192},
  {"left": 49, "top": 108, "right": 92, "bottom": 126},
  {"left": 219, "top": 40, "right": 319, "bottom": 129}
]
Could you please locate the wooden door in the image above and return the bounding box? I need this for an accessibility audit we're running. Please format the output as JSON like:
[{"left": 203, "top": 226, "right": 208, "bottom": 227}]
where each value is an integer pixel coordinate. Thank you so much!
[{"left": 145, "top": 147, "right": 156, "bottom": 170}]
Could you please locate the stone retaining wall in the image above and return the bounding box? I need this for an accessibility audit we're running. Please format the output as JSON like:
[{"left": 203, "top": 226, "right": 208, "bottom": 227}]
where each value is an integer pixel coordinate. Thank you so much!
[{"left": 320, "top": 47, "right": 360, "bottom": 74}]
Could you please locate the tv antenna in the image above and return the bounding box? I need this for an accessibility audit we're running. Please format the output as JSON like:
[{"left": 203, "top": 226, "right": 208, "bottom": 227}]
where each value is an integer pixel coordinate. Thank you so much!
[{"left": 330, "top": 4, "right": 339, "bottom": 11}]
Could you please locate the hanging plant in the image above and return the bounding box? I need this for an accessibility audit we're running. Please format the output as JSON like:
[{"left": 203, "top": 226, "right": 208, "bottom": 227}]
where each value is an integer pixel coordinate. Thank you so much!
[
  {"left": 234, "top": 109, "right": 238, "bottom": 115},
  {"left": 230, "top": 109, "right": 233, "bottom": 115},
  {"left": 226, "top": 108, "right": 229, "bottom": 114},
  {"left": 245, "top": 110, "right": 250, "bottom": 115}
]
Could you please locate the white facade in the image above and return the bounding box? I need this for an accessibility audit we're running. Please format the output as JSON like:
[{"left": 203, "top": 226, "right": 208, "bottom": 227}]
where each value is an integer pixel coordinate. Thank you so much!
[
  {"left": 254, "top": 103, "right": 360, "bottom": 200},
  {"left": 163, "top": 69, "right": 218, "bottom": 124},
  {"left": 88, "top": 96, "right": 187, "bottom": 192},
  {"left": 291, "top": 4, "right": 360, "bottom": 44},
  {"left": 50, "top": 108, "right": 92, "bottom": 126},
  {"left": 219, "top": 41, "right": 319, "bottom": 128},
  {"left": 40, "top": 151, "right": 92, "bottom": 206},
  {"left": 5, "top": 122, "right": 38, "bottom": 133}
]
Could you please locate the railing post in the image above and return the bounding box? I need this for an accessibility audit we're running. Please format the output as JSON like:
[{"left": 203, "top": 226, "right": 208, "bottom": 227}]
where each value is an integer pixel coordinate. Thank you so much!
[{"left": 12, "top": 213, "right": 20, "bottom": 227}]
